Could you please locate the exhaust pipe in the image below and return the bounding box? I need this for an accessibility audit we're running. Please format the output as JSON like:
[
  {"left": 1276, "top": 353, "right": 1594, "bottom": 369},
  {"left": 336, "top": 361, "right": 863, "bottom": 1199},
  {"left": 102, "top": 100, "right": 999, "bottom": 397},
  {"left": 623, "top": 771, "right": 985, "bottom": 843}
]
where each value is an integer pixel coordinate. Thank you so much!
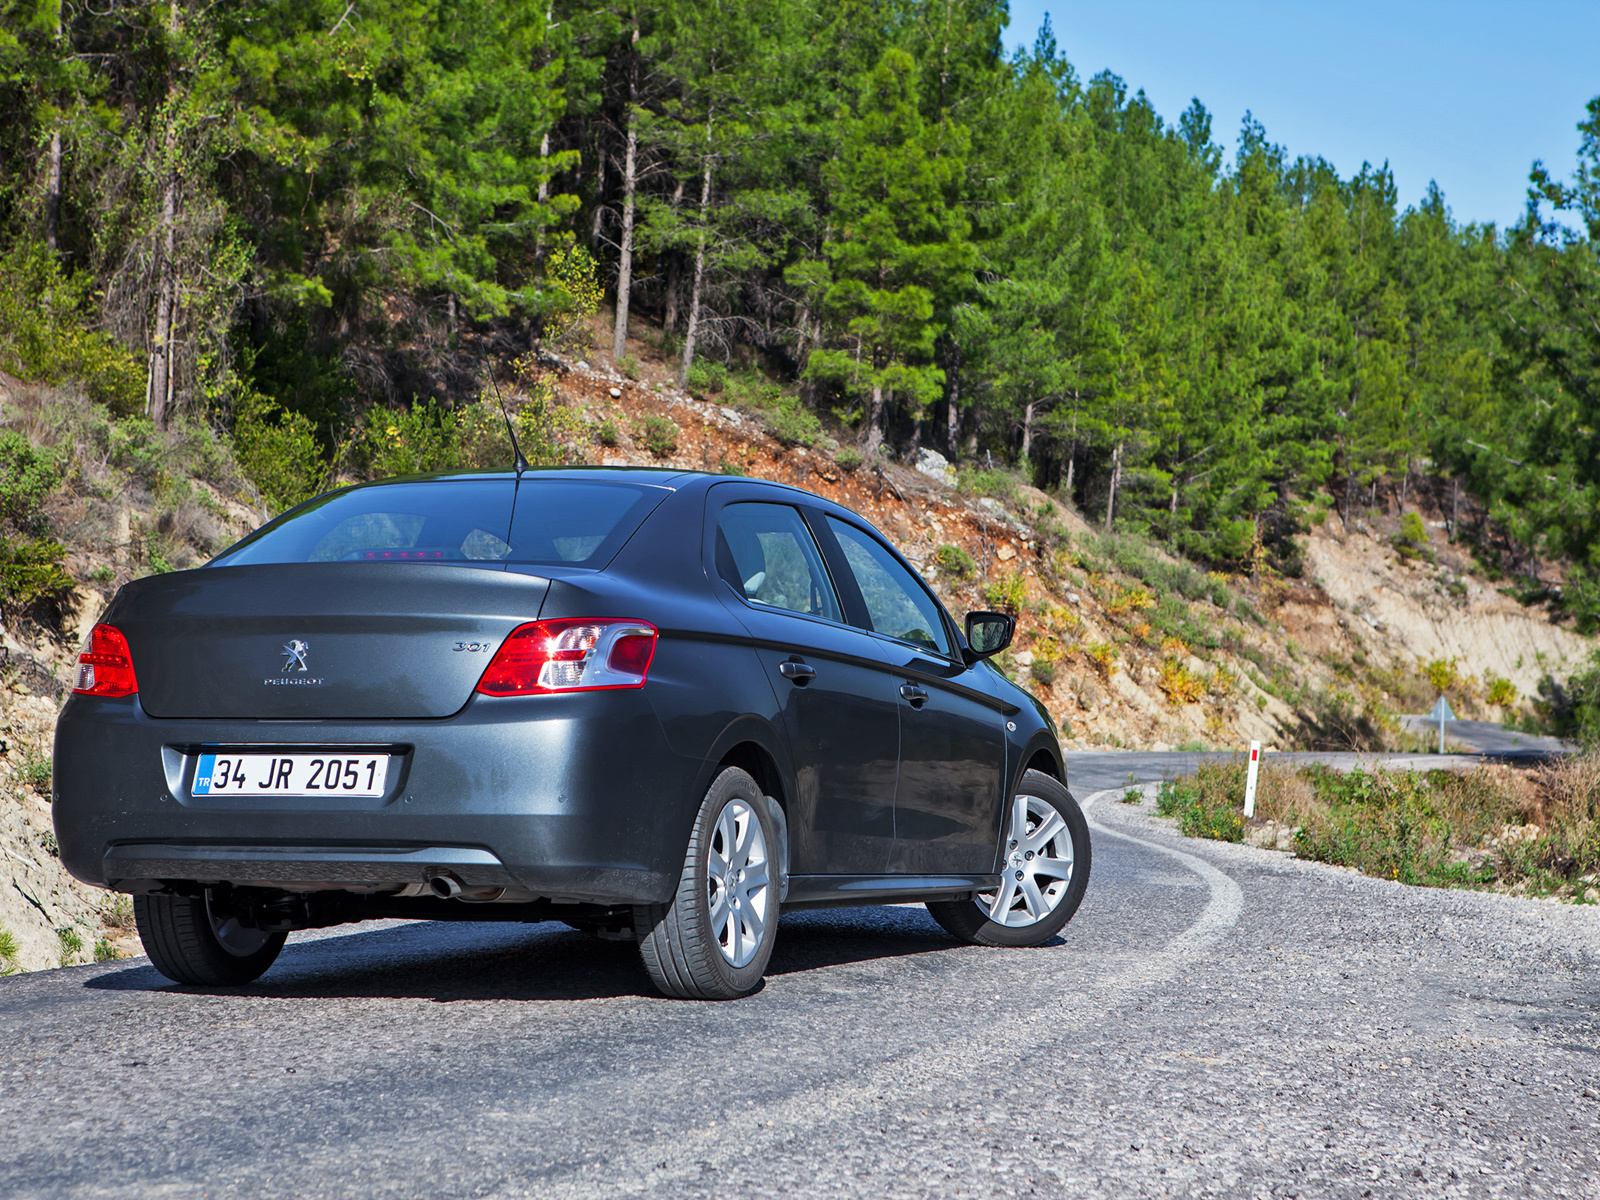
[{"left": 427, "top": 873, "right": 464, "bottom": 899}]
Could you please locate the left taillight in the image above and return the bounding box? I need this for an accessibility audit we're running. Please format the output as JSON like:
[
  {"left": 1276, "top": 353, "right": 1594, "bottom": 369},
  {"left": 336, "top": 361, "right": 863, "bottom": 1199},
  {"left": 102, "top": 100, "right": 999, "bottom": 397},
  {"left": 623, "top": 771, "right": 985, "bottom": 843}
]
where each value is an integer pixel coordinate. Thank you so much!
[
  {"left": 73, "top": 623, "right": 138, "bottom": 697},
  {"left": 475, "top": 618, "right": 658, "bottom": 696}
]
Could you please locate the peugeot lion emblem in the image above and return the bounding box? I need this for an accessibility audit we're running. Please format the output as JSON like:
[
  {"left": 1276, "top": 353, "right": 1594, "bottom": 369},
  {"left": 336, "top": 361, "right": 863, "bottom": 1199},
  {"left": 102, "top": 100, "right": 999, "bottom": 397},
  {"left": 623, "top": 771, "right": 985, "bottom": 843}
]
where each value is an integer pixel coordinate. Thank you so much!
[{"left": 281, "top": 639, "right": 310, "bottom": 673}]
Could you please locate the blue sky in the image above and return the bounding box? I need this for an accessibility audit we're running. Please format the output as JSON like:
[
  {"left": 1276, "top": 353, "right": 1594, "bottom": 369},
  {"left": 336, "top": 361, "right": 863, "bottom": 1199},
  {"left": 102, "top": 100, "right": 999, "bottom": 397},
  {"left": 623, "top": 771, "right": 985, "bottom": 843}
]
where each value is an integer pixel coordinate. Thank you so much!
[{"left": 1002, "top": 1, "right": 1600, "bottom": 229}]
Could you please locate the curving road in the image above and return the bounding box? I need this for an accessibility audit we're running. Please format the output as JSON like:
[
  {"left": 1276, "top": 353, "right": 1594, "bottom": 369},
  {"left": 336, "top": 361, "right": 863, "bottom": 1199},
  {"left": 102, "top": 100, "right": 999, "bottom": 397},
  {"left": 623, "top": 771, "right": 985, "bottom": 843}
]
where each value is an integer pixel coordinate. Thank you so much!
[{"left": 3, "top": 753, "right": 1599, "bottom": 1198}]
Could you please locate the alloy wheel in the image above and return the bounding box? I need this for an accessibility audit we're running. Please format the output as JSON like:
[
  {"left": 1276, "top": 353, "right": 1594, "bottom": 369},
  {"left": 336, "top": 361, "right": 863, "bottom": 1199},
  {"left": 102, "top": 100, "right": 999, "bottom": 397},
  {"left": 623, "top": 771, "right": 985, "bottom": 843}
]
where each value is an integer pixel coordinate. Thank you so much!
[
  {"left": 706, "top": 798, "right": 771, "bottom": 968},
  {"left": 979, "top": 792, "right": 1076, "bottom": 926}
]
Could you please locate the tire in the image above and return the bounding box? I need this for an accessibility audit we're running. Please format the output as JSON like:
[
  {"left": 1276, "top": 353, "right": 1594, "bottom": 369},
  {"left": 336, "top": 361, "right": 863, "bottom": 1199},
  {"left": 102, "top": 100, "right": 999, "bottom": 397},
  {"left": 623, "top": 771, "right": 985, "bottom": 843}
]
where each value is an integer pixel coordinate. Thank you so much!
[
  {"left": 134, "top": 891, "right": 287, "bottom": 986},
  {"left": 927, "top": 769, "right": 1091, "bottom": 947},
  {"left": 635, "top": 767, "right": 779, "bottom": 999}
]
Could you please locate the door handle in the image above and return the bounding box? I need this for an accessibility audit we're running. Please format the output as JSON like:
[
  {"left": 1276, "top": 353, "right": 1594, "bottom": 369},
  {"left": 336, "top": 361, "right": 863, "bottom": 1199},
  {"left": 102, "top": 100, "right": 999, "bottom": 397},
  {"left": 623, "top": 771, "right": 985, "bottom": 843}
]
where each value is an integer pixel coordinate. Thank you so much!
[
  {"left": 900, "top": 683, "right": 929, "bottom": 708},
  {"left": 779, "top": 660, "right": 817, "bottom": 685}
]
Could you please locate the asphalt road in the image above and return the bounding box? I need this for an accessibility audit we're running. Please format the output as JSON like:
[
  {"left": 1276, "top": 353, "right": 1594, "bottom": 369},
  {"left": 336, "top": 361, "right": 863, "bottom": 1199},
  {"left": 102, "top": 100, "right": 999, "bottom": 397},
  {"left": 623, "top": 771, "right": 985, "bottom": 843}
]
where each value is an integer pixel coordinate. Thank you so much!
[
  {"left": 4, "top": 752, "right": 1599, "bottom": 1199},
  {"left": 1396, "top": 716, "right": 1575, "bottom": 758}
]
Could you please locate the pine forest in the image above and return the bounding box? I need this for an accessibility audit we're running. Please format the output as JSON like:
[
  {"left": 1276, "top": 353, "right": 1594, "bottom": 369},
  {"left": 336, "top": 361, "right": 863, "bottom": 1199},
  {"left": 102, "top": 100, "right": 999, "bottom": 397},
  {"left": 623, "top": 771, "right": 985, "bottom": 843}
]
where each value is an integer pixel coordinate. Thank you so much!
[{"left": 3, "top": 0, "right": 1600, "bottom": 629}]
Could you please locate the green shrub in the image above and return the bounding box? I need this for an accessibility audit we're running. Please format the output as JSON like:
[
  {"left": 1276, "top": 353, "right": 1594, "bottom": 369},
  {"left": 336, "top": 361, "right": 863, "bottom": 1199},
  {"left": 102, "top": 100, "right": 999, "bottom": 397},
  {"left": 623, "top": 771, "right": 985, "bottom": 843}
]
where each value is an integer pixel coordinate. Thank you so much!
[
  {"left": 641, "top": 416, "right": 679, "bottom": 457},
  {"left": 1540, "top": 652, "right": 1600, "bottom": 749},
  {"left": 232, "top": 392, "right": 327, "bottom": 514},
  {"left": 1031, "top": 659, "right": 1057, "bottom": 687},
  {"left": 0, "top": 239, "right": 143, "bottom": 413},
  {"left": 835, "top": 447, "right": 863, "bottom": 473},
  {"left": 0, "top": 536, "right": 74, "bottom": 622},
  {"left": 1398, "top": 511, "right": 1428, "bottom": 546},
  {"left": 0, "top": 929, "right": 18, "bottom": 975},
  {"left": 0, "top": 431, "right": 64, "bottom": 531},
  {"left": 765, "top": 397, "right": 821, "bottom": 446},
  {"left": 1424, "top": 657, "right": 1461, "bottom": 694},
  {"left": 1486, "top": 673, "right": 1518, "bottom": 707},
  {"left": 934, "top": 543, "right": 976, "bottom": 581},
  {"left": 959, "top": 468, "right": 1019, "bottom": 501},
  {"left": 56, "top": 926, "right": 83, "bottom": 966},
  {"left": 540, "top": 241, "right": 603, "bottom": 353},
  {"left": 455, "top": 370, "right": 585, "bottom": 470},
  {"left": 596, "top": 418, "right": 619, "bottom": 447},
  {"left": 18, "top": 747, "right": 51, "bottom": 796},
  {"left": 982, "top": 571, "right": 1026, "bottom": 614},
  {"left": 93, "top": 938, "right": 119, "bottom": 962},
  {"left": 1158, "top": 657, "right": 1205, "bottom": 704},
  {"left": 685, "top": 360, "right": 727, "bottom": 394},
  {"left": 357, "top": 399, "right": 460, "bottom": 478},
  {"left": 618, "top": 354, "right": 641, "bottom": 381},
  {"left": 1156, "top": 769, "right": 1245, "bottom": 842}
]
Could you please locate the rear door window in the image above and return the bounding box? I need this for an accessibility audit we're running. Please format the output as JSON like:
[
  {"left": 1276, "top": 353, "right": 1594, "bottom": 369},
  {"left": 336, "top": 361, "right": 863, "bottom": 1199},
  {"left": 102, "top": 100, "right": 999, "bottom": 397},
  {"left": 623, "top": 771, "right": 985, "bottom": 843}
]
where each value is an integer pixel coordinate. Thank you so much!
[
  {"left": 213, "top": 479, "right": 666, "bottom": 570},
  {"left": 716, "top": 502, "right": 842, "bottom": 622},
  {"left": 825, "top": 517, "right": 954, "bottom": 657}
]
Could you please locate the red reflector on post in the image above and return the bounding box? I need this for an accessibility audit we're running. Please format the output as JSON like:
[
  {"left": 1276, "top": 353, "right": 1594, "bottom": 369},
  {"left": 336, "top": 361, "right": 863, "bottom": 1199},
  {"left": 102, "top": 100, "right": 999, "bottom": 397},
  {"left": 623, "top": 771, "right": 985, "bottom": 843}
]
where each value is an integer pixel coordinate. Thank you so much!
[
  {"left": 476, "top": 618, "right": 657, "bottom": 696},
  {"left": 73, "top": 623, "right": 139, "bottom": 697}
]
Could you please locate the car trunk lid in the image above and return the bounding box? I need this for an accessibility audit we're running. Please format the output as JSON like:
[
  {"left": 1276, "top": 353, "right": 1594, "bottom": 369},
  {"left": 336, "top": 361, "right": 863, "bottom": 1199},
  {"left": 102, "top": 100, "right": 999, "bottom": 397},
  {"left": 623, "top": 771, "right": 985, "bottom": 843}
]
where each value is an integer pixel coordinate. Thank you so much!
[{"left": 113, "top": 564, "right": 549, "bottom": 719}]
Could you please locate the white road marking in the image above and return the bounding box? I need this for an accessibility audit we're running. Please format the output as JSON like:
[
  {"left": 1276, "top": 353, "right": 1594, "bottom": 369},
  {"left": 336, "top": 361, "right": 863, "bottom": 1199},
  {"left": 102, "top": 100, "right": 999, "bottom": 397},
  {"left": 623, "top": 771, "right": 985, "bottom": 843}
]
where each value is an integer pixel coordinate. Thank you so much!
[{"left": 521, "top": 785, "right": 1245, "bottom": 1199}]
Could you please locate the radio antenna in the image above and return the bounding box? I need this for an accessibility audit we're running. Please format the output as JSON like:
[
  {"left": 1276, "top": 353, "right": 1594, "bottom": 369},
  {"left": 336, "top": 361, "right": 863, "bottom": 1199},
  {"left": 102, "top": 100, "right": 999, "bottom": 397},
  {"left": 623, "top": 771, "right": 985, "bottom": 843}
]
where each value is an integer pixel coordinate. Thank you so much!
[{"left": 489, "top": 374, "right": 530, "bottom": 477}]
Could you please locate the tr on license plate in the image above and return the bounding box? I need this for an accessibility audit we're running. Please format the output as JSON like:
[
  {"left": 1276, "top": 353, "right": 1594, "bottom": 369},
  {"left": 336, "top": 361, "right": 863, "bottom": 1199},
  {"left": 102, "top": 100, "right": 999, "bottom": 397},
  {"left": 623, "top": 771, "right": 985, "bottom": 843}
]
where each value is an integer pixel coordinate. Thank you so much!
[{"left": 192, "top": 753, "right": 388, "bottom": 798}]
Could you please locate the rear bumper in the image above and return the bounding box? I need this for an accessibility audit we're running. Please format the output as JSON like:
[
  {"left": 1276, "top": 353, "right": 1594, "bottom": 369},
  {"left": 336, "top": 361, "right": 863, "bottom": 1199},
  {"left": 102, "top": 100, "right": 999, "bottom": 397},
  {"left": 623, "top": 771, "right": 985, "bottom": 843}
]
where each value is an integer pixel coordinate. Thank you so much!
[{"left": 52, "top": 689, "right": 704, "bottom": 905}]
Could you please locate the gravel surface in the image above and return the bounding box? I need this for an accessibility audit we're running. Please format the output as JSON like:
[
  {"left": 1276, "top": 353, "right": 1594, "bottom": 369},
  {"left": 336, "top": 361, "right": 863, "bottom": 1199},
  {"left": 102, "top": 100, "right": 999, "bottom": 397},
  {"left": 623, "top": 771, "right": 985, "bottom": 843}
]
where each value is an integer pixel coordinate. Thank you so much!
[{"left": 2, "top": 752, "right": 1598, "bottom": 1198}]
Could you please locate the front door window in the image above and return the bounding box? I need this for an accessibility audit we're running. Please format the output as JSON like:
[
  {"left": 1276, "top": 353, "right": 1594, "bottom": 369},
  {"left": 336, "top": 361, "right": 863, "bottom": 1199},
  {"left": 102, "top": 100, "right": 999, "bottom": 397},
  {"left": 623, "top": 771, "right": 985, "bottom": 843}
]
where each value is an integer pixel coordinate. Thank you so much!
[{"left": 825, "top": 517, "right": 953, "bottom": 656}]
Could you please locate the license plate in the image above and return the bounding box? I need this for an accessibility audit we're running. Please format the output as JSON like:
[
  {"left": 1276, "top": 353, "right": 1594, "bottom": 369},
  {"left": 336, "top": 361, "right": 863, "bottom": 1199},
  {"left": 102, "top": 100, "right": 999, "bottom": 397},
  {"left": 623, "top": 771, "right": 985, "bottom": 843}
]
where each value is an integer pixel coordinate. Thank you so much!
[{"left": 192, "top": 753, "right": 389, "bottom": 798}]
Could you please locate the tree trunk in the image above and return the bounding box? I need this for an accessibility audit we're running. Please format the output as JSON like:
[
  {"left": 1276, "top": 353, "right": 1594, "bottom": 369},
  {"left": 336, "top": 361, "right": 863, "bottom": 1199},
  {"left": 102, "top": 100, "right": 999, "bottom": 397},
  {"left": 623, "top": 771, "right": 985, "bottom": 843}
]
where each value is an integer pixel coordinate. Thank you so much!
[
  {"left": 1450, "top": 477, "right": 1459, "bottom": 541},
  {"left": 533, "top": 128, "right": 551, "bottom": 266},
  {"left": 1063, "top": 403, "right": 1078, "bottom": 500},
  {"left": 943, "top": 337, "right": 961, "bottom": 455},
  {"left": 45, "top": 132, "right": 61, "bottom": 254},
  {"left": 679, "top": 135, "right": 713, "bottom": 385},
  {"left": 610, "top": 27, "right": 640, "bottom": 364},
  {"left": 1102, "top": 441, "right": 1122, "bottom": 532},
  {"left": 1020, "top": 398, "right": 1036, "bottom": 462},
  {"left": 148, "top": 0, "right": 181, "bottom": 429},
  {"left": 590, "top": 146, "right": 608, "bottom": 245},
  {"left": 862, "top": 384, "right": 886, "bottom": 458},
  {"left": 44, "top": 1, "right": 62, "bottom": 254}
]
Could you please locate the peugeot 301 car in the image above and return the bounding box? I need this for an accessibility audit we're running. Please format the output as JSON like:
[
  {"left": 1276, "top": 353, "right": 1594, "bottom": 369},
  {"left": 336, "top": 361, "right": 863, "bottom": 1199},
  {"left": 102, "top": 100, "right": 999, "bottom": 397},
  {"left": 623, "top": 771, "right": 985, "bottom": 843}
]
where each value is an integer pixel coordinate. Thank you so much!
[{"left": 54, "top": 468, "right": 1091, "bottom": 999}]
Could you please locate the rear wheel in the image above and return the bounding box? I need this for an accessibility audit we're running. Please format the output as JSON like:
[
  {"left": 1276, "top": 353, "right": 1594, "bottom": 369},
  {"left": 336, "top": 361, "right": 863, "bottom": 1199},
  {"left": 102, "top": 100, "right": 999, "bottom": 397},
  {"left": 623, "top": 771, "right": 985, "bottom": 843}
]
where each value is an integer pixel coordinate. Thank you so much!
[
  {"left": 926, "top": 769, "right": 1090, "bottom": 947},
  {"left": 134, "top": 891, "right": 286, "bottom": 986},
  {"left": 635, "top": 767, "right": 778, "bottom": 999}
]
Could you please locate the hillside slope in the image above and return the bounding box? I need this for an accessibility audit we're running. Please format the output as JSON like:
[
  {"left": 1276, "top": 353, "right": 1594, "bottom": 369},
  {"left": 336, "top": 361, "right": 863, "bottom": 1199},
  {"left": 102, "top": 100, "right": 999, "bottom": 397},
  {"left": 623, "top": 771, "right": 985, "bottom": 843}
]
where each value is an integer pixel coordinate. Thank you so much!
[{"left": 1, "top": 351, "right": 1592, "bottom": 971}]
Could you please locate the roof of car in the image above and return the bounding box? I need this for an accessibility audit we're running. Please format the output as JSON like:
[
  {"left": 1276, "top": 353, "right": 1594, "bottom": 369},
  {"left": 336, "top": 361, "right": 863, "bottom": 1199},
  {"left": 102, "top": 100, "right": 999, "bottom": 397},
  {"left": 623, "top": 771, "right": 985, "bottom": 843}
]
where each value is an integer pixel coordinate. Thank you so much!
[{"left": 334, "top": 466, "right": 704, "bottom": 489}]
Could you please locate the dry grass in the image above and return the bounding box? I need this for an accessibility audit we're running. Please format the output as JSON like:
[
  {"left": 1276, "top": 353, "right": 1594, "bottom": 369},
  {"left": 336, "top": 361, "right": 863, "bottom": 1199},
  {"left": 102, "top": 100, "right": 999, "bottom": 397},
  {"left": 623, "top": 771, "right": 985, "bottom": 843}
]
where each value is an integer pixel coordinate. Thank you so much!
[{"left": 1159, "top": 755, "right": 1600, "bottom": 900}]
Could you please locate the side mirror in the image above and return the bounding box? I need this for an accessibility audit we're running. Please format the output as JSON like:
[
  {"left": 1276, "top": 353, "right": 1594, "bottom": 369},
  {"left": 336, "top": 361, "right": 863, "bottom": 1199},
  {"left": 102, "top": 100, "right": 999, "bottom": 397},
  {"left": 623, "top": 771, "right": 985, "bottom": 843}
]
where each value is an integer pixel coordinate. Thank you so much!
[{"left": 963, "top": 611, "right": 1015, "bottom": 663}]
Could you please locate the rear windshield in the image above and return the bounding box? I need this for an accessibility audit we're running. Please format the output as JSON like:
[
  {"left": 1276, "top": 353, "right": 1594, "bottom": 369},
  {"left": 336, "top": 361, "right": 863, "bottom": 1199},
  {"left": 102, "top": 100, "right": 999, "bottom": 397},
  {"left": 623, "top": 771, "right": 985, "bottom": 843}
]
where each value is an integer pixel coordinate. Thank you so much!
[{"left": 211, "top": 479, "right": 667, "bottom": 569}]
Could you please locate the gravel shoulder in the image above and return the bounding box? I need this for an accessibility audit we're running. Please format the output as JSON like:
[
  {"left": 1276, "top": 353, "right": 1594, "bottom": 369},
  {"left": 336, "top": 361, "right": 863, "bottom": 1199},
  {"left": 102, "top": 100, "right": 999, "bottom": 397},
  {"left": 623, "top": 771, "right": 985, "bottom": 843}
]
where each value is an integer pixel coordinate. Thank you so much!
[{"left": 1, "top": 753, "right": 1598, "bottom": 1198}]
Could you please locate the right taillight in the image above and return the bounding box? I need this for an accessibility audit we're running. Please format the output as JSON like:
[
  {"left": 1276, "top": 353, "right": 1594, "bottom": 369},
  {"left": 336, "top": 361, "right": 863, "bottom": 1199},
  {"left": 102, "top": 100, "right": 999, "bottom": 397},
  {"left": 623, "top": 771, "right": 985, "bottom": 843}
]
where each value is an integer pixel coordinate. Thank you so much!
[
  {"left": 73, "top": 623, "right": 139, "bottom": 697},
  {"left": 476, "top": 618, "right": 658, "bottom": 696}
]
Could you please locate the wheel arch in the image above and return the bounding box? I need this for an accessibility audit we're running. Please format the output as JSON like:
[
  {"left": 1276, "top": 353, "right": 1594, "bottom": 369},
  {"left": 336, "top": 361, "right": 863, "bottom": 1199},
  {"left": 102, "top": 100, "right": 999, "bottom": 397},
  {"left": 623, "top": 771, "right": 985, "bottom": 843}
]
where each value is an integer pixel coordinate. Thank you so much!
[
  {"left": 705, "top": 725, "right": 791, "bottom": 901},
  {"left": 1014, "top": 735, "right": 1066, "bottom": 792}
]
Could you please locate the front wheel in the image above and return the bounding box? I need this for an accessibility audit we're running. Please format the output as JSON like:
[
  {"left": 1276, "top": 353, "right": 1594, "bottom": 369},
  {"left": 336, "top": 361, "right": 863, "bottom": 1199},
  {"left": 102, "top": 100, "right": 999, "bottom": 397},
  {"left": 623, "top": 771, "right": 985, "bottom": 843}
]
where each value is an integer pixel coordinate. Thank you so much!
[
  {"left": 134, "top": 891, "right": 287, "bottom": 986},
  {"left": 635, "top": 767, "right": 779, "bottom": 999},
  {"left": 927, "top": 769, "right": 1091, "bottom": 947}
]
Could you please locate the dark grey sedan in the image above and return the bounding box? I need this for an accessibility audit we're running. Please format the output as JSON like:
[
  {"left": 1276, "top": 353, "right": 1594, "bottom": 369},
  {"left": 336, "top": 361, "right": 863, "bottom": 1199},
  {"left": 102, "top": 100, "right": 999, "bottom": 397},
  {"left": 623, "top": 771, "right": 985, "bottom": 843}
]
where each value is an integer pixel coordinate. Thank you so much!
[{"left": 54, "top": 469, "right": 1090, "bottom": 998}]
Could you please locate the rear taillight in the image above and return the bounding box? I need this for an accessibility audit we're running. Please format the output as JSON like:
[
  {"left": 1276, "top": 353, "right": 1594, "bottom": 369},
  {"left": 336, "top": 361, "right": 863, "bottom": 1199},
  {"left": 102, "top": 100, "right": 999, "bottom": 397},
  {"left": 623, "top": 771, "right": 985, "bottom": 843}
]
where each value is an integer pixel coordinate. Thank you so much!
[
  {"left": 475, "top": 618, "right": 658, "bottom": 696},
  {"left": 73, "top": 623, "right": 138, "bottom": 697}
]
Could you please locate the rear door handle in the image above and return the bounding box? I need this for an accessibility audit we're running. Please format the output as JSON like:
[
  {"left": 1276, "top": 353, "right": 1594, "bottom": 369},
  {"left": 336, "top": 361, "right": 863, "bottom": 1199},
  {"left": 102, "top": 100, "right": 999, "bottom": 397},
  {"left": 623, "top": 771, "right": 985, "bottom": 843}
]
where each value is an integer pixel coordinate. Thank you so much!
[
  {"left": 779, "top": 660, "right": 817, "bottom": 684},
  {"left": 900, "top": 683, "right": 928, "bottom": 708}
]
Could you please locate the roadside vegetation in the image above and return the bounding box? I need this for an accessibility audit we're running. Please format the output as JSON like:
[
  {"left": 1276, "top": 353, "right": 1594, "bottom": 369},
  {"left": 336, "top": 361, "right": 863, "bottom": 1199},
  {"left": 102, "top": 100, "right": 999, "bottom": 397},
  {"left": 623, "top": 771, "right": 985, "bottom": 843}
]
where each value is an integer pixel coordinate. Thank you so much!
[{"left": 1157, "top": 757, "right": 1600, "bottom": 902}]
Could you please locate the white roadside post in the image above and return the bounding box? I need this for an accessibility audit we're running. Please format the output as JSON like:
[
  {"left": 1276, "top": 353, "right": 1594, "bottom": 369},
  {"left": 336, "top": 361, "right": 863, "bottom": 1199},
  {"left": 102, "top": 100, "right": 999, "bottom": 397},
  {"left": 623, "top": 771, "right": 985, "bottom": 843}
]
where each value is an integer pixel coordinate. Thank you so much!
[
  {"left": 1243, "top": 741, "right": 1262, "bottom": 819},
  {"left": 1427, "top": 694, "right": 1456, "bottom": 754}
]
